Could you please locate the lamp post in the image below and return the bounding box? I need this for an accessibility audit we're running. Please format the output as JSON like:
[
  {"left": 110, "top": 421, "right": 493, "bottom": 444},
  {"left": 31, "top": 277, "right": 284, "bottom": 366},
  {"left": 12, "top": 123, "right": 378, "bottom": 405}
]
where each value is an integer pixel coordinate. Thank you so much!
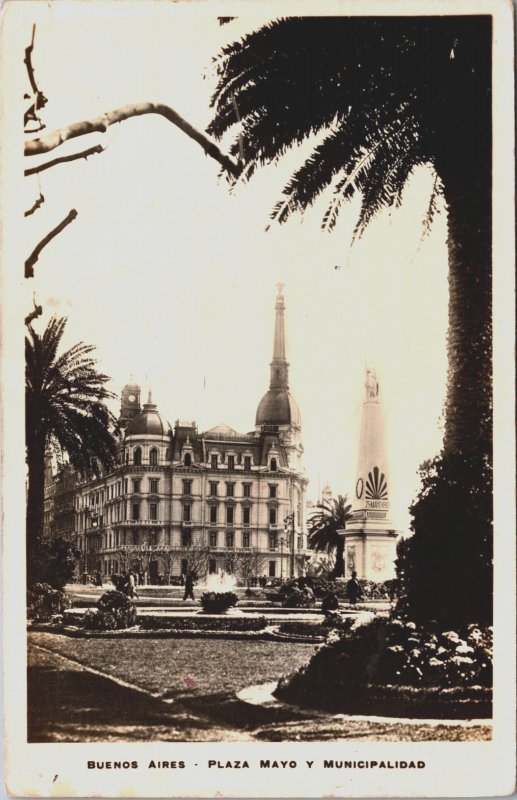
[
  {"left": 279, "top": 536, "right": 287, "bottom": 583},
  {"left": 284, "top": 513, "right": 295, "bottom": 578}
]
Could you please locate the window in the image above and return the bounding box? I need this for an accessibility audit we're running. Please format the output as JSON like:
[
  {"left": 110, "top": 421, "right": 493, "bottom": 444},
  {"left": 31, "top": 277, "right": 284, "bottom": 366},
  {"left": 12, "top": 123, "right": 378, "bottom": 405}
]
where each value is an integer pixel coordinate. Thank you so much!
[
  {"left": 209, "top": 482, "right": 218, "bottom": 497},
  {"left": 297, "top": 535, "right": 303, "bottom": 550},
  {"left": 125, "top": 451, "right": 129, "bottom": 465},
  {"left": 243, "top": 506, "right": 251, "bottom": 526},
  {"left": 226, "top": 531, "right": 234, "bottom": 548},
  {"left": 183, "top": 504, "right": 191, "bottom": 522},
  {"left": 209, "top": 531, "right": 217, "bottom": 547},
  {"left": 269, "top": 507, "right": 277, "bottom": 525},
  {"left": 226, "top": 482, "right": 235, "bottom": 497},
  {"left": 124, "top": 479, "right": 128, "bottom": 494},
  {"left": 269, "top": 484, "right": 277, "bottom": 498},
  {"left": 226, "top": 506, "right": 234, "bottom": 525},
  {"left": 211, "top": 454, "right": 218, "bottom": 469},
  {"left": 184, "top": 452, "right": 192, "bottom": 467},
  {"left": 132, "top": 479, "right": 141, "bottom": 493},
  {"left": 243, "top": 531, "right": 250, "bottom": 548},
  {"left": 244, "top": 456, "right": 252, "bottom": 471},
  {"left": 149, "top": 448, "right": 158, "bottom": 466},
  {"left": 133, "top": 447, "right": 142, "bottom": 465},
  {"left": 270, "top": 458, "right": 277, "bottom": 471},
  {"left": 243, "top": 483, "right": 251, "bottom": 498},
  {"left": 132, "top": 503, "right": 140, "bottom": 521},
  {"left": 209, "top": 505, "right": 218, "bottom": 524},
  {"left": 269, "top": 532, "right": 277, "bottom": 549},
  {"left": 149, "top": 502, "right": 158, "bottom": 521},
  {"left": 149, "top": 478, "right": 159, "bottom": 493},
  {"left": 149, "top": 532, "right": 157, "bottom": 546},
  {"left": 269, "top": 560, "right": 276, "bottom": 577},
  {"left": 227, "top": 455, "right": 235, "bottom": 471},
  {"left": 182, "top": 479, "right": 192, "bottom": 496},
  {"left": 182, "top": 530, "right": 192, "bottom": 547}
]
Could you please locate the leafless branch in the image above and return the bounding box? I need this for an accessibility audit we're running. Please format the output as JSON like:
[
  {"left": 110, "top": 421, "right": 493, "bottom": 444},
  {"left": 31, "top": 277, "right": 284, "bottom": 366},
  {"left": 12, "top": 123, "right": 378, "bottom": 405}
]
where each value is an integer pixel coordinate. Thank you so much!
[
  {"left": 25, "top": 209, "right": 78, "bottom": 278},
  {"left": 24, "top": 102, "right": 242, "bottom": 177},
  {"left": 24, "top": 192, "right": 45, "bottom": 217},
  {"left": 24, "top": 24, "right": 47, "bottom": 131},
  {"left": 25, "top": 303, "right": 43, "bottom": 327},
  {"left": 25, "top": 144, "right": 105, "bottom": 177}
]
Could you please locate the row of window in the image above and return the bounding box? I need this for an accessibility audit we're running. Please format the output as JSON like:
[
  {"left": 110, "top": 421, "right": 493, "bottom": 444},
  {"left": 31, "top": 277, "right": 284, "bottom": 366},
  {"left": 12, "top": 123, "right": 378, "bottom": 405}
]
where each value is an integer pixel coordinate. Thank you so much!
[
  {"left": 98, "top": 529, "right": 305, "bottom": 551},
  {"left": 125, "top": 448, "right": 279, "bottom": 473},
  {"left": 82, "top": 479, "right": 280, "bottom": 508}
]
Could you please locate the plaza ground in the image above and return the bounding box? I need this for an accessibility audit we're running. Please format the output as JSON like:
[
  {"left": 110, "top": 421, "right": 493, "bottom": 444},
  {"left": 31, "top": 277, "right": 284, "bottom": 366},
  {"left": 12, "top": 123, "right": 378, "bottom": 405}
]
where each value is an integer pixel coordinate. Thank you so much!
[{"left": 28, "top": 631, "right": 492, "bottom": 743}]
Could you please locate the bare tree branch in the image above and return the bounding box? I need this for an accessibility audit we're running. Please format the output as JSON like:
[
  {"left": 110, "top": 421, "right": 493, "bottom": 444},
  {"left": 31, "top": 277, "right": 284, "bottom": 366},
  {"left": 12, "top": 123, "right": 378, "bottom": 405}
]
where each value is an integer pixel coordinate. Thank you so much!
[
  {"left": 24, "top": 24, "right": 47, "bottom": 131},
  {"left": 24, "top": 192, "right": 45, "bottom": 217},
  {"left": 24, "top": 102, "right": 242, "bottom": 177},
  {"left": 25, "top": 304, "right": 43, "bottom": 327},
  {"left": 25, "top": 144, "right": 105, "bottom": 177},
  {"left": 25, "top": 209, "right": 78, "bottom": 278}
]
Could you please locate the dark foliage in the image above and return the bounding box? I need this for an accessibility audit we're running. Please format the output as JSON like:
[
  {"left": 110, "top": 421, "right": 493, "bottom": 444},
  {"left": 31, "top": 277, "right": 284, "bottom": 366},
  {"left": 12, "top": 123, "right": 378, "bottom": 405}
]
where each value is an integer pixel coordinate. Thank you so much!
[
  {"left": 26, "top": 316, "right": 118, "bottom": 585},
  {"left": 140, "top": 615, "right": 267, "bottom": 632},
  {"left": 27, "top": 582, "right": 70, "bottom": 621},
  {"left": 29, "top": 537, "right": 81, "bottom": 589},
  {"left": 200, "top": 591, "right": 238, "bottom": 613},
  {"left": 277, "top": 621, "right": 327, "bottom": 638},
  {"left": 396, "top": 453, "right": 492, "bottom": 626},
  {"left": 83, "top": 590, "right": 137, "bottom": 630},
  {"left": 276, "top": 617, "right": 492, "bottom": 717}
]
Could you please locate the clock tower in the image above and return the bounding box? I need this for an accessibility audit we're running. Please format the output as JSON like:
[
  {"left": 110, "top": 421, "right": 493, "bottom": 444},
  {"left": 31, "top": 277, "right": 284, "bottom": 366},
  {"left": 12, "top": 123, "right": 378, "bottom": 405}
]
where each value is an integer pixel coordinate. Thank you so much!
[{"left": 119, "top": 381, "right": 141, "bottom": 427}]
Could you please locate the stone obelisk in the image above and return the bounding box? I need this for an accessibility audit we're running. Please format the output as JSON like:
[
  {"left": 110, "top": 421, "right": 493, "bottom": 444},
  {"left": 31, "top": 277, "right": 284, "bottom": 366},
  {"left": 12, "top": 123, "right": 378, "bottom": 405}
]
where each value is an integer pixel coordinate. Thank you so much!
[{"left": 340, "top": 368, "right": 399, "bottom": 580}]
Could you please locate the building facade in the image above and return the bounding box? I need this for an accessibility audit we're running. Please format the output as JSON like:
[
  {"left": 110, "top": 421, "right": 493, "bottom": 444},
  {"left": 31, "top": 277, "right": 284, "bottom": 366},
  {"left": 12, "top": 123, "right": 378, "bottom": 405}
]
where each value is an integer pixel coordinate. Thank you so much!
[{"left": 51, "top": 285, "right": 309, "bottom": 583}]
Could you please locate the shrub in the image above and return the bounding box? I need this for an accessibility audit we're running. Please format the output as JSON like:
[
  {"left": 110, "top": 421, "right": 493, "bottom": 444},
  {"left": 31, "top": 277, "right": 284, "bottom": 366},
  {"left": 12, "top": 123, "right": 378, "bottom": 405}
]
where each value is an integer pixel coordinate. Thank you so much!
[
  {"left": 83, "top": 590, "right": 137, "bottom": 630},
  {"left": 200, "top": 591, "right": 238, "bottom": 614},
  {"left": 277, "top": 621, "right": 328, "bottom": 638},
  {"left": 396, "top": 452, "right": 492, "bottom": 626},
  {"left": 27, "top": 582, "right": 70, "bottom": 621},
  {"left": 29, "top": 538, "right": 81, "bottom": 589},
  {"left": 277, "top": 616, "right": 493, "bottom": 712},
  {"left": 140, "top": 615, "right": 267, "bottom": 632}
]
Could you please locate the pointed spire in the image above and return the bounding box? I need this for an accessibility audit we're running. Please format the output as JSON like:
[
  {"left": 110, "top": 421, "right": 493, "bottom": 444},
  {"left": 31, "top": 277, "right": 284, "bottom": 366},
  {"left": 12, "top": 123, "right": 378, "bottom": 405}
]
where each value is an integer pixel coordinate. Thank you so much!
[
  {"left": 147, "top": 389, "right": 153, "bottom": 404},
  {"left": 270, "top": 283, "right": 289, "bottom": 390}
]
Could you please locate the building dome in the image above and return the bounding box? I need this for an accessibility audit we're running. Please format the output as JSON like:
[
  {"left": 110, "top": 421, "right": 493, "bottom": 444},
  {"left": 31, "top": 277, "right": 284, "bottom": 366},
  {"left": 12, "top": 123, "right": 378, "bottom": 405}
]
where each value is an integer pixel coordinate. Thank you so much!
[
  {"left": 125, "top": 395, "right": 171, "bottom": 437},
  {"left": 256, "top": 389, "right": 301, "bottom": 427}
]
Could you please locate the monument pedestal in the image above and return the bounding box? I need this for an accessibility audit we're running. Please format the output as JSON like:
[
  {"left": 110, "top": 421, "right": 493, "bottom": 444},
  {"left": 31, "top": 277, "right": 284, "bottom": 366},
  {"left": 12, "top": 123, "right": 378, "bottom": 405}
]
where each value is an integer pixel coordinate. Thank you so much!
[{"left": 341, "top": 518, "right": 398, "bottom": 581}]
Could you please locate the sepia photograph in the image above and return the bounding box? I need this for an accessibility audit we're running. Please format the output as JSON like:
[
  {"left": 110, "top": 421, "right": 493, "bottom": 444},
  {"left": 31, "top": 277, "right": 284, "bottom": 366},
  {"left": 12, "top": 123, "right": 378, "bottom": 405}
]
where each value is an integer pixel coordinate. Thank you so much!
[{"left": 2, "top": 0, "right": 515, "bottom": 796}]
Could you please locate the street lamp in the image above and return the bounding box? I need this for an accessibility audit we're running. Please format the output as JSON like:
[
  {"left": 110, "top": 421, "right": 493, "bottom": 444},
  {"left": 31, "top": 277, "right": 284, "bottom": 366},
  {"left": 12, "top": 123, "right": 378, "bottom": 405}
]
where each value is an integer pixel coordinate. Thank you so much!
[
  {"left": 279, "top": 536, "right": 288, "bottom": 583},
  {"left": 284, "top": 512, "right": 295, "bottom": 578}
]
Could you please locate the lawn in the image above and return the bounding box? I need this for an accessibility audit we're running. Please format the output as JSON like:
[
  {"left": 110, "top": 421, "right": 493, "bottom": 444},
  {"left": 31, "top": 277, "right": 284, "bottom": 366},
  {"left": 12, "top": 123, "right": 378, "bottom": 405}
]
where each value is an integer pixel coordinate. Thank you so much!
[{"left": 29, "top": 632, "right": 316, "bottom": 697}]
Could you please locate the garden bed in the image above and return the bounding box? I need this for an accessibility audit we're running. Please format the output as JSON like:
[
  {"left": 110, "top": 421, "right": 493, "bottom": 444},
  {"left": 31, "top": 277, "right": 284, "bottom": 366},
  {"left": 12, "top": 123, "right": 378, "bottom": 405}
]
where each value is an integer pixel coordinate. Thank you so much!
[{"left": 275, "top": 681, "right": 491, "bottom": 720}]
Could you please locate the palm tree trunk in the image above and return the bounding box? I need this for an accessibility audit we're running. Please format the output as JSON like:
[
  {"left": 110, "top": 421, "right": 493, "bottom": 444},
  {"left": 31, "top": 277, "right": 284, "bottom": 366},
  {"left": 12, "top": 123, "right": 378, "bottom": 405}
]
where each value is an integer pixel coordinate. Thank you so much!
[
  {"left": 26, "top": 434, "right": 46, "bottom": 583},
  {"left": 443, "top": 171, "right": 492, "bottom": 462}
]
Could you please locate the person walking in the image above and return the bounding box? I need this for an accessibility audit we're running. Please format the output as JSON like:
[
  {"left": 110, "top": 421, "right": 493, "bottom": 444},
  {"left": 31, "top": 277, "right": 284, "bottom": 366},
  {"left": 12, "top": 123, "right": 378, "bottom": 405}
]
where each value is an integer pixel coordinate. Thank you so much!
[
  {"left": 346, "top": 570, "right": 363, "bottom": 605},
  {"left": 183, "top": 571, "right": 195, "bottom": 601}
]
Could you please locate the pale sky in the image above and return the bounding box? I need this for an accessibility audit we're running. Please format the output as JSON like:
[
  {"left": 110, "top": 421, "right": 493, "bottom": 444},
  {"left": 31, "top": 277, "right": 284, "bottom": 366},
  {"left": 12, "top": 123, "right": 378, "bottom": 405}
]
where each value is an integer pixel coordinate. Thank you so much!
[{"left": 16, "top": 2, "right": 449, "bottom": 532}]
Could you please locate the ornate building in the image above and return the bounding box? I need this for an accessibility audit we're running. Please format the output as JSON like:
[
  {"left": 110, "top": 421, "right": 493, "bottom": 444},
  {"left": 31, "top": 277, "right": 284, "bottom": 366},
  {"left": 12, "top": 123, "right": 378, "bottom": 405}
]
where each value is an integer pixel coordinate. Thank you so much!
[{"left": 60, "top": 285, "right": 309, "bottom": 583}]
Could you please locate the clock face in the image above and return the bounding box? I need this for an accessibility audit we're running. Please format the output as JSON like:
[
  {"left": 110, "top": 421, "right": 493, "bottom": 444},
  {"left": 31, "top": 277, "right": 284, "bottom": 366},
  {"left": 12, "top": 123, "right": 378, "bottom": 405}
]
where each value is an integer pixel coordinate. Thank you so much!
[
  {"left": 356, "top": 477, "right": 364, "bottom": 499},
  {"left": 128, "top": 394, "right": 136, "bottom": 403}
]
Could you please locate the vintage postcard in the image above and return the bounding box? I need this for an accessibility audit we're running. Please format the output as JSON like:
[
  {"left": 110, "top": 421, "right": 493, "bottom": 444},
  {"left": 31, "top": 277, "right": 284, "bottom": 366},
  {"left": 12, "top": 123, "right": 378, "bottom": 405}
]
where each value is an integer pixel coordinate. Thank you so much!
[{"left": 2, "top": 0, "right": 515, "bottom": 796}]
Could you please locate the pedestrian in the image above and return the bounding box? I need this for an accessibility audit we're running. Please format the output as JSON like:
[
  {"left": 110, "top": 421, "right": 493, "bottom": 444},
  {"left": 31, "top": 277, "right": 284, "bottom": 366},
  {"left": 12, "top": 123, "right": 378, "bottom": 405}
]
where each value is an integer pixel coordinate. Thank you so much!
[
  {"left": 126, "top": 570, "right": 139, "bottom": 599},
  {"left": 346, "top": 570, "right": 363, "bottom": 605},
  {"left": 183, "top": 571, "right": 195, "bottom": 601}
]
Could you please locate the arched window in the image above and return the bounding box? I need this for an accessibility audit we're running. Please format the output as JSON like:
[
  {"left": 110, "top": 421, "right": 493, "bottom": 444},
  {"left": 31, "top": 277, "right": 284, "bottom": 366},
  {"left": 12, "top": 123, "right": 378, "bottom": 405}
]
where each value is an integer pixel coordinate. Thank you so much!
[
  {"left": 184, "top": 452, "right": 192, "bottom": 467},
  {"left": 149, "top": 448, "right": 158, "bottom": 466},
  {"left": 133, "top": 447, "right": 142, "bottom": 465},
  {"left": 270, "top": 458, "right": 277, "bottom": 472}
]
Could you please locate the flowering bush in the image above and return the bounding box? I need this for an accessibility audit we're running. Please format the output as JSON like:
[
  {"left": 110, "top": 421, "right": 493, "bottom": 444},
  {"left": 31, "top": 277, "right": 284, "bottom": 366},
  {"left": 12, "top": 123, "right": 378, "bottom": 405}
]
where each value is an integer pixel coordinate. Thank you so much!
[
  {"left": 200, "top": 591, "right": 238, "bottom": 614},
  {"left": 83, "top": 590, "right": 137, "bottom": 630},
  {"left": 27, "top": 582, "right": 71, "bottom": 621},
  {"left": 276, "top": 616, "right": 493, "bottom": 714}
]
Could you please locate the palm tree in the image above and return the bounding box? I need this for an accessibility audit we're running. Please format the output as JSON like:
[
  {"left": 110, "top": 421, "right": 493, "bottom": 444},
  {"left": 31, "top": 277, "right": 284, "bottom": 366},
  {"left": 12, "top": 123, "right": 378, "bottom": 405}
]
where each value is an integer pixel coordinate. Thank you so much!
[
  {"left": 208, "top": 16, "right": 492, "bottom": 463},
  {"left": 307, "top": 495, "right": 353, "bottom": 578},
  {"left": 26, "top": 317, "right": 117, "bottom": 583}
]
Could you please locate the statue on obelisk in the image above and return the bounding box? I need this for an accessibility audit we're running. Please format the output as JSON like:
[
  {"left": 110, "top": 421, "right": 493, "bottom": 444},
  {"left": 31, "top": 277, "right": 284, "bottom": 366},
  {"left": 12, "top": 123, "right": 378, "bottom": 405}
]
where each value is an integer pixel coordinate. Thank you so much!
[{"left": 339, "top": 367, "right": 399, "bottom": 581}]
